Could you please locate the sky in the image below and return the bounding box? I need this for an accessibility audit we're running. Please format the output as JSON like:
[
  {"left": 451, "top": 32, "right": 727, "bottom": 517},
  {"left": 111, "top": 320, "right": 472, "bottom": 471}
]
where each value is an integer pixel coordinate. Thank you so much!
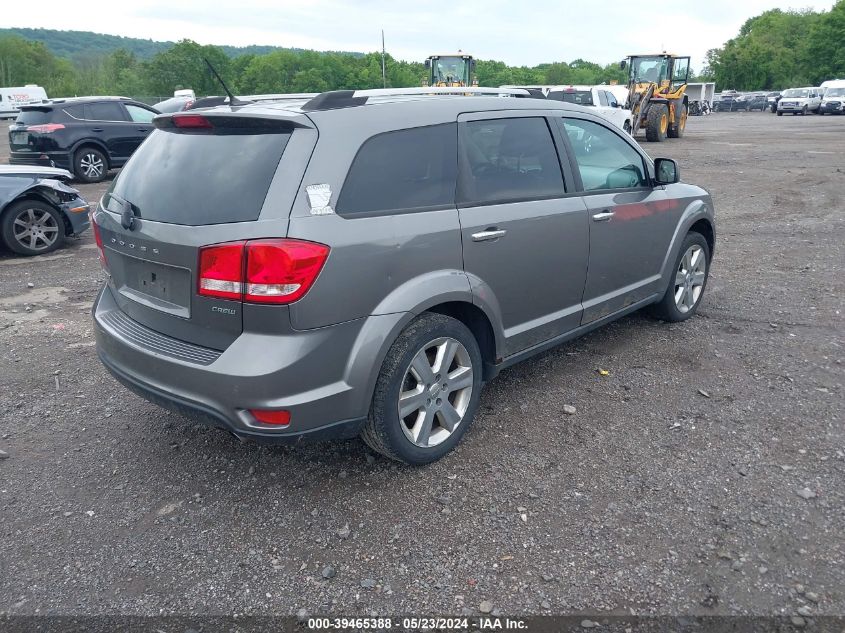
[{"left": 11, "top": 0, "right": 835, "bottom": 70}]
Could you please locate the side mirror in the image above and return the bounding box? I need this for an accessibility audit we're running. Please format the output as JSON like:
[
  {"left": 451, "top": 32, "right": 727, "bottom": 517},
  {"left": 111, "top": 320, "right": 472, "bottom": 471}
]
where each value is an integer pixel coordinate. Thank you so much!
[
  {"left": 654, "top": 158, "right": 680, "bottom": 185},
  {"left": 424, "top": 59, "right": 431, "bottom": 69},
  {"left": 619, "top": 60, "right": 628, "bottom": 70}
]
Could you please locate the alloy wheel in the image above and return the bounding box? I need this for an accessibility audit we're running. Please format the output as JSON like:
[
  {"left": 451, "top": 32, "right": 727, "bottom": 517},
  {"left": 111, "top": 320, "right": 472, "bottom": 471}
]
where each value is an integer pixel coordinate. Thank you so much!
[
  {"left": 80, "top": 153, "right": 104, "bottom": 180},
  {"left": 674, "top": 244, "right": 706, "bottom": 313},
  {"left": 398, "top": 337, "right": 474, "bottom": 448},
  {"left": 12, "top": 207, "right": 60, "bottom": 252}
]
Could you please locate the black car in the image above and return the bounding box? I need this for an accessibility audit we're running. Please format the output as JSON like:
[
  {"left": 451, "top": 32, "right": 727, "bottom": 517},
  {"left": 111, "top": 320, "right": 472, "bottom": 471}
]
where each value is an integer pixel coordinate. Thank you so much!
[
  {"left": 713, "top": 94, "right": 743, "bottom": 112},
  {"left": 744, "top": 95, "right": 769, "bottom": 111},
  {"left": 8, "top": 97, "right": 159, "bottom": 183}
]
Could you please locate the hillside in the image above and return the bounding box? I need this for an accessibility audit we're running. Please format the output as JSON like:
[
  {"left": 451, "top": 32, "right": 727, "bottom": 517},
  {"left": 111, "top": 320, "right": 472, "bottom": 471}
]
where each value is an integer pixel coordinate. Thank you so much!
[{"left": 0, "top": 27, "right": 360, "bottom": 60}]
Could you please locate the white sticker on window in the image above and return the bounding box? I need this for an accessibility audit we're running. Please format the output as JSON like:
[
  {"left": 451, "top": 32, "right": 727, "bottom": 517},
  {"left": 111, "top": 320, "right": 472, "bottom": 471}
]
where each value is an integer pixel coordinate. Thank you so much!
[{"left": 306, "top": 183, "right": 334, "bottom": 215}]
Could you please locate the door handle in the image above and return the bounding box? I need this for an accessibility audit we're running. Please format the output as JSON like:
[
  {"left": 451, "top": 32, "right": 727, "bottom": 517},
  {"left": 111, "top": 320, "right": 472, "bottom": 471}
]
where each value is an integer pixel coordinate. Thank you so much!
[
  {"left": 138, "top": 128, "right": 149, "bottom": 132},
  {"left": 91, "top": 127, "right": 104, "bottom": 132},
  {"left": 592, "top": 210, "right": 615, "bottom": 222},
  {"left": 471, "top": 228, "right": 507, "bottom": 242}
]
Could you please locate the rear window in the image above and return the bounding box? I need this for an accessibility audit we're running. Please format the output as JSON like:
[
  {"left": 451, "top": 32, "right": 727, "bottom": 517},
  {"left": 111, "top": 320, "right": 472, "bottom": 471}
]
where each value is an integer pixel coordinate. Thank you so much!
[
  {"left": 337, "top": 123, "right": 457, "bottom": 216},
  {"left": 108, "top": 127, "right": 291, "bottom": 225},
  {"left": 15, "top": 109, "right": 53, "bottom": 126},
  {"left": 549, "top": 90, "right": 594, "bottom": 106}
]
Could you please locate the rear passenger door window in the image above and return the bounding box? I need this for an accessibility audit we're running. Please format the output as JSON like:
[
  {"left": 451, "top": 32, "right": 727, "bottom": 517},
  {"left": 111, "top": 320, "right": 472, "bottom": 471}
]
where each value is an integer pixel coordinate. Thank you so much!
[
  {"left": 458, "top": 117, "right": 565, "bottom": 205},
  {"left": 84, "top": 102, "right": 127, "bottom": 121},
  {"left": 560, "top": 118, "right": 648, "bottom": 191},
  {"left": 336, "top": 123, "right": 457, "bottom": 216}
]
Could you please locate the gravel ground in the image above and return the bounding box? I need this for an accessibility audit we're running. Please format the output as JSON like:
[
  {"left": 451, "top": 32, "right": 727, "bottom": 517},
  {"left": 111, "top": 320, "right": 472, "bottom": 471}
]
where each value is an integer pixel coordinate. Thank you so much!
[{"left": 0, "top": 112, "right": 842, "bottom": 620}]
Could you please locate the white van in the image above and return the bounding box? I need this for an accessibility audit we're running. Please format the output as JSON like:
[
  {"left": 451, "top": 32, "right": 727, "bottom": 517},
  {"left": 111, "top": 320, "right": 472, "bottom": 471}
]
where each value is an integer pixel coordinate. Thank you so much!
[
  {"left": 0, "top": 85, "right": 49, "bottom": 119},
  {"left": 820, "top": 80, "right": 845, "bottom": 115},
  {"left": 777, "top": 87, "right": 822, "bottom": 115}
]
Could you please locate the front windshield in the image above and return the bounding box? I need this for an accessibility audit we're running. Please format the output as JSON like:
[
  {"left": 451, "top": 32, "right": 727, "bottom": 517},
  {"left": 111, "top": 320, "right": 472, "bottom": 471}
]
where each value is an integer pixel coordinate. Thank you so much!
[
  {"left": 826, "top": 88, "right": 845, "bottom": 97},
  {"left": 782, "top": 89, "right": 809, "bottom": 98},
  {"left": 432, "top": 57, "right": 469, "bottom": 84},
  {"left": 630, "top": 57, "right": 669, "bottom": 84}
]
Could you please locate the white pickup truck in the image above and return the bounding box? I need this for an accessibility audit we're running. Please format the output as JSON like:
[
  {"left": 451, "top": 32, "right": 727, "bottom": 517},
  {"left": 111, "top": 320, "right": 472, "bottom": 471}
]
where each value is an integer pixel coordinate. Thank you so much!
[{"left": 545, "top": 85, "right": 634, "bottom": 133}]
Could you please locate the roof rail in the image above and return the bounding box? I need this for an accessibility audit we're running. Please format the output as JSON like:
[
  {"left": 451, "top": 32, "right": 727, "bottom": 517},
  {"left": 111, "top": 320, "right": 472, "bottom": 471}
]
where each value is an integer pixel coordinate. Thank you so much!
[{"left": 301, "top": 86, "right": 530, "bottom": 111}]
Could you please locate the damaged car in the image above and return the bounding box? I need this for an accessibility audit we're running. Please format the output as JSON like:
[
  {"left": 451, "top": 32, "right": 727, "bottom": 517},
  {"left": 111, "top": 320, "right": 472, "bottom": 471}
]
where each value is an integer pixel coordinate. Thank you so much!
[{"left": 0, "top": 165, "right": 90, "bottom": 256}]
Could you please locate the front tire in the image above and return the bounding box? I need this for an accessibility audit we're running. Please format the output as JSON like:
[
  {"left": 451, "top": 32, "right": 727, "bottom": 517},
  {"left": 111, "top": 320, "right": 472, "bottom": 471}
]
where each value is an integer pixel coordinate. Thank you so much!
[
  {"left": 667, "top": 104, "right": 687, "bottom": 138},
  {"left": 1, "top": 200, "right": 65, "bottom": 256},
  {"left": 650, "top": 232, "right": 710, "bottom": 322},
  {"left": 362, "top": 313, "right": 483, "bottom": 465},
  {"left": 74, "top": 147, "right": 108, "bottom": 183},
  {"left": 645, "top": 103, "right": 669, "bottom": 142}
]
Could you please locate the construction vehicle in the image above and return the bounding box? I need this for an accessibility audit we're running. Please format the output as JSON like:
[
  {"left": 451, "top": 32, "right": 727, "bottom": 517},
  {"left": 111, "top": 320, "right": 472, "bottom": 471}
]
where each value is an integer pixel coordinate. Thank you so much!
[
  {"left": 423, "top": 53, "right": 478, "bottom": 88},
  {"left": 621, "top": 53, "right": 690, "bottom": 142}
]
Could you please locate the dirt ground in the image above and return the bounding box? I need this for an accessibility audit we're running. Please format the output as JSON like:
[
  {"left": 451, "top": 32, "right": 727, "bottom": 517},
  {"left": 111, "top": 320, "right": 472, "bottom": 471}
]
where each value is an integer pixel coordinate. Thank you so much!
[{"left": 0, "top": 111, "right": 842, "bottom": 622}]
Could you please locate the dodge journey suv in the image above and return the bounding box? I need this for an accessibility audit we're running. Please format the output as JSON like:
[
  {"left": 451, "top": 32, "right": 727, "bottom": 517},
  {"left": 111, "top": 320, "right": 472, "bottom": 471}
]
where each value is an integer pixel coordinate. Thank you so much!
[{"left": 93, "top": 87, "right": 715, "bottom": 464}]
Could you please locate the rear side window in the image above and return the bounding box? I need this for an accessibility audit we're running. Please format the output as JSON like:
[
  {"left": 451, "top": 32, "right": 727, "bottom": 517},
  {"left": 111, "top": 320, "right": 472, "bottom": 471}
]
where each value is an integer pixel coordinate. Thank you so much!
[
  {"left": 84, "top": 102, "right": 127, "bottom": 121},
  {"left": 336, "top": 123, "right": 457, "bottom": 216},
  {"left": 15, "top": 109, "right": 53, "bottom": 125},
  {"left": 458, "top": 117, "right": 565, "bottom": 206},
  {"left": 63, "top": 105, "right": 85, "bottom": 119},
  {"left": 108, "top": 127, "right": 291, "bottom": 225}
]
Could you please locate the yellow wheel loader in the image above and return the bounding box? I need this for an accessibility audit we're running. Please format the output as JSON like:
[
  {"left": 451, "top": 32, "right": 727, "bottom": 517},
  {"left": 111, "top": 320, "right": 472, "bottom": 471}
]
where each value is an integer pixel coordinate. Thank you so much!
[
  {"left": 621, "top": 53, "right": 690, "bottom": 142},
  {"left": 422, "top": 53, "right": 478, "bottom": 88}
]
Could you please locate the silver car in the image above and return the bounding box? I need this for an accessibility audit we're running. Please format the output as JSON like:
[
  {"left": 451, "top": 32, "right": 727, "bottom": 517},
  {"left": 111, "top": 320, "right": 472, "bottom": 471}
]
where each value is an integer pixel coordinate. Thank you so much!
[{"left": 93, "top": 88, "right": 715, "bottom": 464}]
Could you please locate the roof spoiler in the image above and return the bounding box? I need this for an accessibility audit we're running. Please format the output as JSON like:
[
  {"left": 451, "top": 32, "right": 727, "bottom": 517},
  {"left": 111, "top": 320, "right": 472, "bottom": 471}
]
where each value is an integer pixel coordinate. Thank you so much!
[{"left": 301, "top": 86, "right": 531, "bottom": 111}]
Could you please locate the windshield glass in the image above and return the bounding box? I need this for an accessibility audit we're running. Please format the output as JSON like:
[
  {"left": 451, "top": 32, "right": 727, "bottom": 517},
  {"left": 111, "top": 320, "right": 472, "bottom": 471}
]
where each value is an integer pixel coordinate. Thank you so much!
[
  {"left": 825, "top": 88, "right": 845, "bottom": 97},
  {"left": 782, "top": 89, "right": 809, "bottom": 98},
  {"left": 432, "top": 57, "right": 469, "bottom": 84},
  {"left": 630, "top": 57, "right": 669, "bottom": 84}
]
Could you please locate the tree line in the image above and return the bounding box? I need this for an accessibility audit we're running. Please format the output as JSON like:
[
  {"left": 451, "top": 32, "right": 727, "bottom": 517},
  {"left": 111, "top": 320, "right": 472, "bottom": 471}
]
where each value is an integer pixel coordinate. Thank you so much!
[
  {"left": 702, "top": 0, "right": 845, "bottom": 90},
  {"left": 0, "top": 35, "right": 628, "bottom": 101}
]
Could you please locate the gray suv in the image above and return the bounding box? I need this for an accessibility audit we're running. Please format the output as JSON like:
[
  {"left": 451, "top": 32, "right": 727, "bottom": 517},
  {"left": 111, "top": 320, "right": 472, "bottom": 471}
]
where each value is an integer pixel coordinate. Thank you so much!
[{"left": 92, "top": 88, "right": 715, "bottom": 464}]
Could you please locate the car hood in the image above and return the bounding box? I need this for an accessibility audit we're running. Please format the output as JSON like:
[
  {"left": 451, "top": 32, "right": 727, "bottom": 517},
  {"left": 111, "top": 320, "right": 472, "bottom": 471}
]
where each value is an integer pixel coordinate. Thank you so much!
[{"left": 0, "top": 165, "right": 73, "bottom": 181}]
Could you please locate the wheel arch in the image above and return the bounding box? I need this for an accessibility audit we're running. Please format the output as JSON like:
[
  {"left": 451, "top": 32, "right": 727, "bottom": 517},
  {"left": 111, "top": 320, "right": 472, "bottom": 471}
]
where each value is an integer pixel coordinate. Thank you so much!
[
  {"left": 0, "top": 189, "right": 72, "bottom": 236},
  {"left": 658, "top": 198, "right": 716, "bottom": 291},
  {"left": 71, "top": 139, "right": 111, "bottom": 167}
]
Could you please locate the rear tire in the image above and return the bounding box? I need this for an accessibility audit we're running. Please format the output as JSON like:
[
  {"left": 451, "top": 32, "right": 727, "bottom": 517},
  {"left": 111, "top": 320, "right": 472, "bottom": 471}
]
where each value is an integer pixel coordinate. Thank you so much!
[
  {"left": 1, "top": 199, "right": 65, "bottom": 256},
  {"left": 645, "top": 104, "right": 669, "bottom": 142},
  {"left": 650, "top": 232, "right": 710, "bottom": 323},
  {"left": 361, "top": 313, "right": 483, "bottom": 465},
  {"left": 74, "top": 146, "right": 108, "bottom": 183}
]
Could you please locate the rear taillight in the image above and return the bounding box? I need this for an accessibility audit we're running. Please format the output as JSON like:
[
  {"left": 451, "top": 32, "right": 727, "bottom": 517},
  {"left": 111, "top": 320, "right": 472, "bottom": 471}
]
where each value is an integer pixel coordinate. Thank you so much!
[
  {"left": 91, "top": 218, "right": 108, "bottom": 271},
  {"left": 197, "top": 241, "right": 245, "bottom": 301},
  {"left": 245, "top": 239, "right": 330, "bottom": 304},
  {"left": 197, "top": 239, "right": 329, "bottom": 305},
  {"left": 26, "top": 123, "right": 65, "bottom": 133}
]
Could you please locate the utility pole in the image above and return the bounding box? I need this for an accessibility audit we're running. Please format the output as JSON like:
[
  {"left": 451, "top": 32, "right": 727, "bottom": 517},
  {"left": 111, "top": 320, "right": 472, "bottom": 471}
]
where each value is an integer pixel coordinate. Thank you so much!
[{"left": 381, "top": 30, "right": 387, "bottom": 88}]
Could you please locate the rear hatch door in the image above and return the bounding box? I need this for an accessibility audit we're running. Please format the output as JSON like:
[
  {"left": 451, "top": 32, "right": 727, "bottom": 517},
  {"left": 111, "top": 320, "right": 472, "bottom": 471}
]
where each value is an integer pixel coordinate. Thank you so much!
[{"left": 94, "top": 109, "right": 316, "bottom": 350}]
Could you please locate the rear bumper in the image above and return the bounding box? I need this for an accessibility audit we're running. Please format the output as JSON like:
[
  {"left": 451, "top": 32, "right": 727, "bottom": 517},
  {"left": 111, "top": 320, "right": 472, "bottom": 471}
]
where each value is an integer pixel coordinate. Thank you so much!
[
  {"left": 10, "top": 151, "right": 72, "bottom": 171},
  {"left": 93, "top": 285, "right": 403, "bottom": 444}
]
